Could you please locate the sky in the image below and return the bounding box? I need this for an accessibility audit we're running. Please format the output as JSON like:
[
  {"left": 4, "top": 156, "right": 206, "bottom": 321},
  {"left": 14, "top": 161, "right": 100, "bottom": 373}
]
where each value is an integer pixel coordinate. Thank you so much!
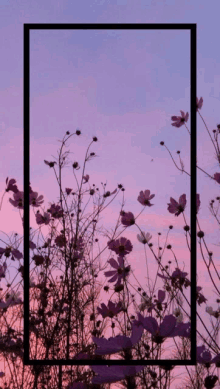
[{"left": 0, "top": 0, "right": 220, "bottom": 387}]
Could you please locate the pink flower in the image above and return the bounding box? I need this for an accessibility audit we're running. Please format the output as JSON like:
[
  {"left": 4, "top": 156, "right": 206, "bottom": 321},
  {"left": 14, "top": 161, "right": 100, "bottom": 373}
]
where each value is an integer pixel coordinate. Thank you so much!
[
  {"left": 36, "top": 211, "right": 51, "bottom": 225},
  {"left": 92, "top": 321, "right": 144, "bottom": 355},
  {"left": 171, "top": 110, "right": 189, "bottom": 128},
  {"left": 97, "top": 300, "right": 123, "bottom": 318},
  {"left": 120, "top": 211, "right": 135, "bottom": 226},
  {"left": 82, "top": 174, "right": 89, "bottom": 183},
  {"left": 167, "top": 194, "right": 186, "bottom": 216},
  {"left": 5, "top": 178, "right": 19, "bottom": 193},
  {"left": 214, "top": 173, "right": 220, "bottom": 184},
  {"left": 196, "top": 97, "right": 203, "bottom": 112},
  {"left": 107, "top": 237, "right": 133, "bottom": 257},
  {"left": 104, "top": 257, "right": 130, "bottom": 286},
  {"left": 137, "top": 190, "right": 155, "bottom": 206},
  {"left": 91, "top": 365, "right": 145, "bottom": 385}
]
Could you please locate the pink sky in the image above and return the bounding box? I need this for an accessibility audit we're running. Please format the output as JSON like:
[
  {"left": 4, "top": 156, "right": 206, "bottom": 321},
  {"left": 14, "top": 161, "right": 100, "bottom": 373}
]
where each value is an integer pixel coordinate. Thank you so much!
[{"left": 0, "top": 0, "right": 220, "bottom": 387}]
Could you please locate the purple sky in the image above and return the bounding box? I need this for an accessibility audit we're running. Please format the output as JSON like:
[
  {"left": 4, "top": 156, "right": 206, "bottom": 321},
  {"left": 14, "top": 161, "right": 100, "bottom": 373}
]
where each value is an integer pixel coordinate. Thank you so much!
[{"left": 0, "top": 0, "right": 220, "bottom": 385}]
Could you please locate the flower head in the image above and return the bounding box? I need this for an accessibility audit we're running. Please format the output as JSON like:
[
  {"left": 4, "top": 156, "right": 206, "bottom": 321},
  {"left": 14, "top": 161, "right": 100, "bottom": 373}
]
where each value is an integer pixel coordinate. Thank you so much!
[
  {"left": 167, "top": 194, "right": 186, "bottom": 216},
  {"left": 82, "top": 175, "right": 89, "bottom": 183},
  {"left": 107, "top": 237, "right": 133, "bottom": 257},
  {"left": 104, "top": 257, "right": 130, "bottom": 286},
  {"left": 121, "top": 211, "right": 135, "bottom": 227},
  {"left": 171, "top": 111, "right": 189, "bottom": 128},
  {"left": 0, "top": 246, "right": 23, "bottom": 261},
  {"left": 97, "top": 300, "right": 123, "bottom": 318},
  {"left": 47, "top": 203, "right": 63, "bottom": 218},
  {"left": 196, "top": 97, "right": 203, "bottom": 112},
  {"left": 36, "top": 211, "right": 51, "bottom": 225},
  {"left": 5, "top": 178, "right": 19, "bottom": 193},
  {"left": 137, "top": 231, "right": 152, "bottom": 245},
  {"left": 137, "top": 190, "right": 155, "bottom": 206},
  {"left": 197, "top": 286, "right": 207, "bottom": 305},
  {"left": 29, "top": 191, "right": 44, "bottom": 207},
  {"left": 92, "top": 321, "right": 143, "bottom": 355}
]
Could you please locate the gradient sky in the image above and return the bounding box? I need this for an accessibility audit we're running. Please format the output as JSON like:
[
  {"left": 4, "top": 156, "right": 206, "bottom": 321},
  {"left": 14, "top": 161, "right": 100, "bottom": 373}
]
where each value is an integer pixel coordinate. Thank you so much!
[{"left": 0, "top": 0, "right": 220, "bottom": 386}]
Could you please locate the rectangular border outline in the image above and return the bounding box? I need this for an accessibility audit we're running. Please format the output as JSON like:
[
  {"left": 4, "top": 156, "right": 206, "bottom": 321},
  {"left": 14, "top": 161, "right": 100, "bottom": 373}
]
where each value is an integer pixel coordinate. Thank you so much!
[{"left": 24, "top": 23, "right": 197, "bottom": 366}]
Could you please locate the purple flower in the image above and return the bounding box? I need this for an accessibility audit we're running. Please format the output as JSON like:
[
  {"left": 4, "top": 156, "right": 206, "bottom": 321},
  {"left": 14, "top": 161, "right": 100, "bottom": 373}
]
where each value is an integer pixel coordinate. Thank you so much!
[
  {"left": 0, "top": 247, "right": 23, "bottom": 261},
  {"left": 36, "top": 211, "right": 51, "bottom": 225},
  {"left": 82, "top": 174, "right": 89, "bottom": 183},
  {"left": 107, "top": 237, "right": 133, "bottom": 257},
  {"left": 197, "top": 345, "right": 212, "bottom": 364},
  {"left": 171, "top": 322, "right": 191, "bottom": 338},
  {"left": 121, "top": 211, "right": 135, "bottom": 227},
  {"left": 197, "top": 286, "right": 207, "bottom": 305},
  {"left": 104, "top": 257, "right": 130, "bottom": 286},
  {"left": 167, "top": 194, "right": 186, "bottom": 216},
  {"left": 0, "top": 262, "right": 7, "bottom": 278},
  {"left": 9, "top": 191, "right": 24, "bottom": 209},
  {"left": 65, "top": 188, "right": 72, "bottom": 195},
  {"left": 137, "top": 190, "right": 155, "bottom": 206},
  {"left": 47, "top": 203, "right": 63, "bottom": 218},
  {"left": 29, "top": 191, "right": 44, "bottom": 207},
  {"left": 97, "top": 300, "right": 123, "bottom": 318},
  {"left": 44, "top": 160, "right": 57, "bottom": 168},
  {"left": 29, "top": 240, "right": 36, "bottom": 250},
  {"left": 196, "top": 97, "right": 203, "bottom": 112},
  {"left": 55, "top": 234, "right": 67, "bottom": 248},
  {"left": 92, "top": 321, "right": 144, "bottom": 355},
  {"left": 91, "top": 365, "right": 145, "bottom": 385},
  {"left": 214, "top": 173, "right": 220, "bottom": 184},
  {"left": 147, "top": 289, "right": 166, "bottom": 313},
  {"left": 140, "top": 315, "right": 177, "bottom": 343},
  {"left": 171, "top": 111, "right": 189, "bottom": 128},
  {"left": 5, "top": 178, "right": 19, "bottom": 193}
]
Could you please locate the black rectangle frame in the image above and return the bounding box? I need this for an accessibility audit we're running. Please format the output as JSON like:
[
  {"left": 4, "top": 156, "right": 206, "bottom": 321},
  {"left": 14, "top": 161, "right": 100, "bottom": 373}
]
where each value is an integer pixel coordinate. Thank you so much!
[{"left": 24, "top": 23, "right": 197, "bottom": 366}]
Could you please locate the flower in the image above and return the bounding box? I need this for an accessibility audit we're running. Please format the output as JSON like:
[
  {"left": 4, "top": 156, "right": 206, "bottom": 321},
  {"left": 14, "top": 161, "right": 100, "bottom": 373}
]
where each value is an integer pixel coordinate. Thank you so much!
[
  {"left": 173, "top": 307, "right": 183, "bottom": 323},
  {"left": 29, "top": 240, "right": 36, "bottom": 250},
  {"left": 147, "top": 289, "right": 166, "bottom": 313},
  {"left": 171, "top": 111, "right": 189, "bottom": 128},
  {"left": 5, "top": 291, "right": 22, "bottom": 307},
  {"left": 196, "top": 194, "right": 201, "bottom": 213},
  {"left": 47, "top": 203, "right": 63, "bottom": 218},
  {"left": 167, "top": 194, "right": 186, "bottom": 216},
  {"left": 104, "top": 257, "right": 130, "bottom": 286},
  {"left": 0, "top": 262, "right": 7, "bottom": 278},
  {"left": 137, "top": 231, "right": 152, "bottom": 245},
  {"left": 92, "top": 321, "right": 144, "bottom": 356},
  {"left": 65, "top": 188, "right": 72, "bottom": 195},
  {"left": 196, "top": 97, "right": 203, "bottom": 111},
  {"left": 103, "top": 188, "right": 117, "bottom": 198},
  {"left": 138, "top": 295, "right": 152, "bottom": 312},
  {"left": 91, "top": 365, "right": 145, "bottom": 385},
  {"left": 82, "top": 175, "right": 89, "bottom": 183},
  {"left": 214, "top": 173, "right": 220, "bottom": 184},
  {"left": 135, "top": 314, "right": 177, "bottom": 344},
  {"left": 121, "top": 211, "right": 135, "bottom": 226},
  {"left": 36, "top": 211, "right": 51, "bottom": 225},
  {"left": 137, "top": 190, "right": 155, "bottom": 206},
  {"left": 55, "top": 234, "right": 67, "bottom": 248},
  {"left": 0, "top": 246, "right": 23, "bottom": 261},
  {"left": 29, "top": 191, "right": 44, "bottom": 207},
  {"left": 9, "top": 191, "right": 24, "bottom": 209},
  {"left": 197, "top": 286, "right": 207, "bottom": 305},
  {"left": 107, "top": 237, "right": 133, "bottom": 257},
  {"left": 197, "top": 345, "right": 212, "bottom": 364},
  {"left": 97, "top": 300, "right": 123, "bottom": 318},
  {"left": 44, "top": 160, "right": 57, "bottom": 168},
  {"left": 5, "top": 178, "right": 19, "bottom": 193}
]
